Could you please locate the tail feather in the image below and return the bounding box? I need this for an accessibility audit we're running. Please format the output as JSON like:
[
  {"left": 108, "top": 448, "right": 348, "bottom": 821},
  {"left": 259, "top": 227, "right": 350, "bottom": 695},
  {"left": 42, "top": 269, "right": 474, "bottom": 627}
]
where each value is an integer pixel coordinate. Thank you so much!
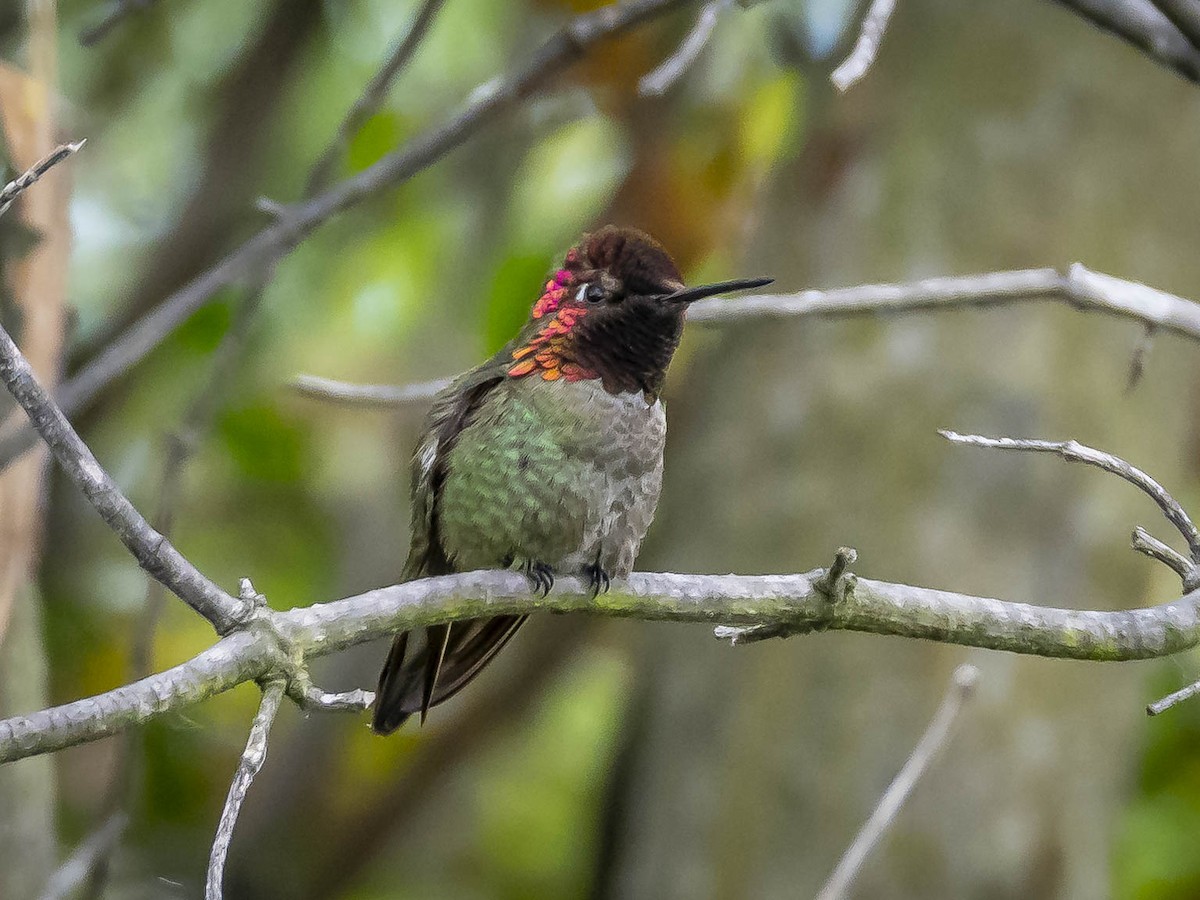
[{"left": 372, "top": 615, "right": 528, "bottom": 734}]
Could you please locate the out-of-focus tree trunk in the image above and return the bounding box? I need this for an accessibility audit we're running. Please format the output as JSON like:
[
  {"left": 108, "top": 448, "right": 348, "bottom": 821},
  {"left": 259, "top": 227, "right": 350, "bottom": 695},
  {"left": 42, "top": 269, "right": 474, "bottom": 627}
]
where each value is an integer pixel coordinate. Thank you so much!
[
  {"left": 0, "top": 585, "right": 58, "bottom": 899},
  {"left": 0, "top": 1, "right": 70, "bottom": 893},
  {"left": 598, "top": 1, "right": 1200, "bottom": 897}
]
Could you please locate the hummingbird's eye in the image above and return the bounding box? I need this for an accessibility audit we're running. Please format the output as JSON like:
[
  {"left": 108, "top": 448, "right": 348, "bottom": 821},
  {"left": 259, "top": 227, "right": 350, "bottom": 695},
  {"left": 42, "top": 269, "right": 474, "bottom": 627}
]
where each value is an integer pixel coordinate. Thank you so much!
[{"left": 577, "top": 283, "right": 605, "bottom": 304}]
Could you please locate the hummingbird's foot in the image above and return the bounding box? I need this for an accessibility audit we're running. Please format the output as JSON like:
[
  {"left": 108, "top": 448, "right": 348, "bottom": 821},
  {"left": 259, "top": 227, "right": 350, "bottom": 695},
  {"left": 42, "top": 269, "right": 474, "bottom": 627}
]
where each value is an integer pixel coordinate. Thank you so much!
[
  {"left": 522, "top": 560, "right": 555, "bottom": 597},
  {"left": 582, "top": 562, "right": 611, "bottom": 598}
]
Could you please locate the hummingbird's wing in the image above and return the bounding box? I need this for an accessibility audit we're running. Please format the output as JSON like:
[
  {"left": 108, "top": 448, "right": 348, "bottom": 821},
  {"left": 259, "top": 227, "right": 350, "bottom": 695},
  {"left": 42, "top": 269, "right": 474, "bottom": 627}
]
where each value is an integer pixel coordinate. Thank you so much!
[{"left": 373, "top": 362, "right": 528, "bottom": 734}]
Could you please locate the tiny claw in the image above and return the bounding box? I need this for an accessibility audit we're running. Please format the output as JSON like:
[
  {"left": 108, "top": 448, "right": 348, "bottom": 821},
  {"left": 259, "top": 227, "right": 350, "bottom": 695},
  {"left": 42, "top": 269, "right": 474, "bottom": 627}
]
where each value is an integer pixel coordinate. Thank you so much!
[
  {"left": 583, "top": 563, "right": 611, "bottom": 598},
  {"left": 523, "top": 561, "right": 555, "bottom": 597}
]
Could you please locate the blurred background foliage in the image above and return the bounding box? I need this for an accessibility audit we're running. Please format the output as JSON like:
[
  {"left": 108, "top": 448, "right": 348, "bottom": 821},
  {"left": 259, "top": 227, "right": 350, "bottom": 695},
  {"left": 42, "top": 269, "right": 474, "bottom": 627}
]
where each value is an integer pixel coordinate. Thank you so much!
[{"left": 3, "top": 0, "right": 1200, "bottom": 897}]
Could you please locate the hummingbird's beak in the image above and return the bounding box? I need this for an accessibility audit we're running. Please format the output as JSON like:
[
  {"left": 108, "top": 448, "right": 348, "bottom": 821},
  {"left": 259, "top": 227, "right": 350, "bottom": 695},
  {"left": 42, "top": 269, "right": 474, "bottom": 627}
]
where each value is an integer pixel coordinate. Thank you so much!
[{"left": 659, "top": 276, "right": 773, "bottom": 304}]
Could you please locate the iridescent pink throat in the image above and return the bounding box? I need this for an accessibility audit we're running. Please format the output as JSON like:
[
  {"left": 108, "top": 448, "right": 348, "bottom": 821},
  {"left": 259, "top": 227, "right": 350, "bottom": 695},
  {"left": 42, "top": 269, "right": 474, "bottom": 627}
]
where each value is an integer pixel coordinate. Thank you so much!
[{"left": 507, "top": 262, "right": 599, "bottom": 383}]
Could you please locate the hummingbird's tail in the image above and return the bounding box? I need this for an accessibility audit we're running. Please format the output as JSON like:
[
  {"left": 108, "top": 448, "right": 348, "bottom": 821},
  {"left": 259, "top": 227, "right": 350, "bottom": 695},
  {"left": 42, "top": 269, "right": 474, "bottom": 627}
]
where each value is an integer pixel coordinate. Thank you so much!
[{"left": 371, "top": 615, "right": 528, "bottom": 733}]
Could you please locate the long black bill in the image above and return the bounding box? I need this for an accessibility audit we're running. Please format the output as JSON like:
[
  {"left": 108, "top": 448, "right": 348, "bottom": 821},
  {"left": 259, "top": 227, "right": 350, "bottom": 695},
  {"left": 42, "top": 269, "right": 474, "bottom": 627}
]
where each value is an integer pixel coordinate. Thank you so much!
[{"left": 660, "top": 276, "right": 773, "bottom": 304}]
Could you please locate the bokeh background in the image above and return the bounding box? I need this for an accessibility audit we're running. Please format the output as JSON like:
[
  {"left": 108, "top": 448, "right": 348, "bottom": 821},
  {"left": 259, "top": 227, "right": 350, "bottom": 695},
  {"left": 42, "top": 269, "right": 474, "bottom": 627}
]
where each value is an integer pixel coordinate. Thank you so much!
[{"left": 3, "top": 0, "right": 1200, "bottom": 897}]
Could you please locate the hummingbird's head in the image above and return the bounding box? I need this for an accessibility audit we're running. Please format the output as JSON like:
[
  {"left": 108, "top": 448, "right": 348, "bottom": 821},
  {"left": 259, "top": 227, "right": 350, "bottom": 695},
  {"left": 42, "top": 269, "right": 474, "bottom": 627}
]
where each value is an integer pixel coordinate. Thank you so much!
[{"left": 507, "top": 226, "right": 770, "bottom": 398}]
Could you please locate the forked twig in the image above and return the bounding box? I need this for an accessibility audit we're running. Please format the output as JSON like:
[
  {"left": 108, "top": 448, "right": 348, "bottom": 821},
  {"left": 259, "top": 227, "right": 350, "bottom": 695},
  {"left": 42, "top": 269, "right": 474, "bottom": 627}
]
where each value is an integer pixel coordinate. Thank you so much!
[{"left": 940, "top": 431, "right": 1200, "bottom": 570}]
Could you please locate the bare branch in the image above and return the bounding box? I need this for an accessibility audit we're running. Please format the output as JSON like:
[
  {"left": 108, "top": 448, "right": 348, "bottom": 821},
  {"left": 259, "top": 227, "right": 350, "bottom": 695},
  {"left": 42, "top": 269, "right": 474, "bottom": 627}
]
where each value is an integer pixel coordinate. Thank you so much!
[
  {"left": 81, "top": 285, "right": 275, "bottom": 895},
  {"left": 0, "top": 271, "right": 247, "bottom": 636},
  {"left": 291, "top": 265, "right": 1200, "bottom": 409},
  {"left": 940, "top": 431, "right": 1200, "bottom": 567},
  {"left": 830, "top": 0, "right": 899, "bottom": 92},
  {"left": 291, "top": 374, "right": 450, "bottom": 408},
  {"left": 0, "top": 140, "right": 85, "bottom": 219},
  {"left": 0, "top": 0, "right": 695, "bottom": 471},
  {"left": 6, "top": 554, "right": 1200, "bottom": 765},
  {"left": 0, "top": 320, "right": 247, "bottom": 631},
  {"left": 639, "top": 0, "right": 729, "bottom": 96},
  {"left": 685, "top": 265, "right": 1200, "bottom": 341},
  {"left": 35, "top": 813, "right": 129, "bottom": 900},
  {"left": 1051, "top": 0, "right": 1200, "bottom": 84},
  {"left": 305, "top": 0, "right": 449, "bottom": 195},
  {"left": 205, "top": 680, "right": 285, "bottom": 900},
  {"left": 1147, "top": 0, "right": 1200, "bottom": 53},
  {"left": 816, "top": 664, "right": 979, "bottom": 900},
  {"left": 79, "top": 0, "right": 161, "bottom": 46},
  {"left": 1148, "top": 676, "right": 1200, "bottom": 716},
  {"left": 8, "top": 262, "right": 1200, "bottom": 465}
]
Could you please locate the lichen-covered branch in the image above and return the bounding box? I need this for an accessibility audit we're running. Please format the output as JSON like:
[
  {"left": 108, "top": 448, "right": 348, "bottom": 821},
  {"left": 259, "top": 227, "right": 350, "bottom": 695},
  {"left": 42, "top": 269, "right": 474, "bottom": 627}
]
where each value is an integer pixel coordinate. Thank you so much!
[{"left": 2, "top": 562, "right": 1198, "bottom": 765}]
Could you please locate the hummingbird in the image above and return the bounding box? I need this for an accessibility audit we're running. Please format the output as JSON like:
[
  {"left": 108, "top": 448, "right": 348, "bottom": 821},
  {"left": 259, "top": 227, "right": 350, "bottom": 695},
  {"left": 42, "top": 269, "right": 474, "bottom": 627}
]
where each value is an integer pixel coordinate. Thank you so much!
[{"left": 371, "top": 226, "right": 771, "bottom": 733}]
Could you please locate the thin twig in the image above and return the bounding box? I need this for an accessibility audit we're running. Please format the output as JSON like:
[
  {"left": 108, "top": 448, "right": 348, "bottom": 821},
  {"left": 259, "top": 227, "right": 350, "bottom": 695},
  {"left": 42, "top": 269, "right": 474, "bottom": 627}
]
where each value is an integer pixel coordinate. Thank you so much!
[
  {"left": 684, "top": 265, "right": 1200, "bottom": 339},
  {"left": 0, "top": 140, "right": 85, "bottom": 219},
  {"left": 1148, "top": 677, "right": 1200, "bottom": 716},
  {"left": 1130, "top": 526, "right": 1194, "bottom": 584},
  {"left": 72, "top": 12, "right": 461, "bottom": 881},
  {"left": 81, "top": 287, "right": 268, "bottom": 898},
  {"left": 0, "top": 285, "right": 247, "bottom": 634},
  {"left": 940, "top": 431, "right": 1200, "bottom": 566},
  {"left": 815, "top": 664, "right": 979, "bottom": 900},
  {"left": 288, "top": 265, "right": 1200, "bottom": 409},
  {"left": 305, "top": 0, "right": 448, "bottom": 195},
  {"left": 205, "top": 680, "right": 285, "bottom": 900},
  {"left": 291, "top": 374, "right": 450, "bottom": 407},
  {"left": 79, "top": 0, "right": 160, "bottom": 46},
  {"left": 295, "top": 621, "right": 591, "bottom": 900},
  {"left": 9, "top": 261, "right": 1200, "bottom": 465},
  {"left": 1051, "top": 0, "right": 1200, "bottom": 84},
  {"left": 830, "top": 0, "right": 899, "bottom": 92},
  {"left": 296, "top": 686, "right": 375, "bottom": 712},
  {"left": 1147, "top": 0, "right": 1200, "bottom": 53},
  {"left": 34, "top": 813, "right": 129, "bottom": 900},
  {"left": 639, "top": 0, "right": 728, "bottom": 96},
  {"left": 0, "top": 0, "right": 694, "bottom": 471}
]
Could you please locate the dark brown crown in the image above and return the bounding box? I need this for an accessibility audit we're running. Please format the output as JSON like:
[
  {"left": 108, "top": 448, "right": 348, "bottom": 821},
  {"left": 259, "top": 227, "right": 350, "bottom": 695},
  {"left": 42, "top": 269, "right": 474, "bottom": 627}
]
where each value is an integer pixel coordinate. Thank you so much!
[{"left": 576, "top": 226, "right": 683, "bottom": 295}]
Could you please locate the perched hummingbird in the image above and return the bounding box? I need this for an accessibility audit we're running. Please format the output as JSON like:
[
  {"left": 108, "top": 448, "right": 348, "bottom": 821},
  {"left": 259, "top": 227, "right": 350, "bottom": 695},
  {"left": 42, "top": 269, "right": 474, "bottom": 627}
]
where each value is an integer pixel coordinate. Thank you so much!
[{"left": 372, "top": 226, "right": 770, "bottom": 733}]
